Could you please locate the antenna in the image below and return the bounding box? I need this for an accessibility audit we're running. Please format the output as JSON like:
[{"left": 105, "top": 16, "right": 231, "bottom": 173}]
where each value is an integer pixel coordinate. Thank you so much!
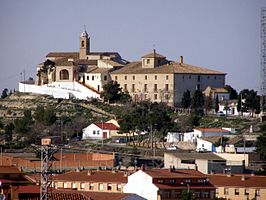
[{"left": 84, "top": 25, "right": 87, "bottom": 31}]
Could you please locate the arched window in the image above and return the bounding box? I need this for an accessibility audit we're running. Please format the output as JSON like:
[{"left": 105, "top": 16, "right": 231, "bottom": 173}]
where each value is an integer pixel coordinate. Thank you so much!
[
  {"left": 60, "top": 69, "right": 69, "bottom": 80},
  {"left": 81, "top": 41, "right": 85, "bottom": 47}
]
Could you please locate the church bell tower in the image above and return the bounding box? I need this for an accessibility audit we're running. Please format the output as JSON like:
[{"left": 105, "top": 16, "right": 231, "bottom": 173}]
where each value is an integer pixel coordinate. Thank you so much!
[{"left": 79, "top": 28, "right": 90, "bottom": 59}]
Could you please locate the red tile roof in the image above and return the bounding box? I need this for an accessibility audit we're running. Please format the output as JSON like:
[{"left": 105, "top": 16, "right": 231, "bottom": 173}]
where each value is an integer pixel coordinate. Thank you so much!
[
  {"left": 195, "top": 128, "right": 230, "bottom": 133},
  {"left": 94, "top": 122, "right": 119, "bottom": 130},
  {"left": 53, "top": 170, "right": 127, "bottom": 183},
  {"left": 208, "top": 174, "right": 266, "bottom": 188},
  {"left": 19, "top": 185, "right": 40, "bottom": 194},
  {"left": 0, "top": 166, "right": 24, "bottom": 174},
  {"left": 144, "top": 169, "right": 206, "bottom": 178}
]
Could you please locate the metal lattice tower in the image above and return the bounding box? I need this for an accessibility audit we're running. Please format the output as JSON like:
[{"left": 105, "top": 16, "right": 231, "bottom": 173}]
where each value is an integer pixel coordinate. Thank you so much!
[
  {"left": 261, "top": 7, "right": 266, "bottom": 112},
  {"left": 32, "top": 138, "right": 58, "bottom": 200}
]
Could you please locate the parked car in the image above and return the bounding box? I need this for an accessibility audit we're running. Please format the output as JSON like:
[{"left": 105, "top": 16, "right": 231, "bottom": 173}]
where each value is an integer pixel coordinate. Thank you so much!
[{"left": 217, "top": 111, "right": 225, "bottom": 116}]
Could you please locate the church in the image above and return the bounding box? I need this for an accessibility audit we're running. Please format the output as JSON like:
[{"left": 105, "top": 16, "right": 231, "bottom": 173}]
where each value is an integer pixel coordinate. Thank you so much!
[{"left": 19, "top": 30, "right": 226, "bottom": 106}]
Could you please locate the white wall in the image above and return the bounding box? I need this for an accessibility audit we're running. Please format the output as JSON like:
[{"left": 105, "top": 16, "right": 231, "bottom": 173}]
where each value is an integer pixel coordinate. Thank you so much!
[
  {"left": 214, "top": 153, "right": 248, "bottom": 167},
  {"left": 124, "top": 170, "right": 158, "bottom": 200},
  {"left": 166, "top": 132, "right": 183, "bottom": 143},
  {"left": 82, "top": 124, "right": 111, "bottom": 140},
  {"left": 183, "top": 132, "right": 196, "bottom": 143},
  {"left": 196, "top": 138, "right": 213, "bottom": 152},
  {"left": 19, "top": 81, "right": 100, "bottom": 100}
]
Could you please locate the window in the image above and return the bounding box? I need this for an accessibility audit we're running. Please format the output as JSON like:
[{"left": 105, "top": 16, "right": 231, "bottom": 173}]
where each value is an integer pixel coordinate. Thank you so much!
[
  {"left": 215, "top": 76, "right": 217, "bottom": 79},
  {"left": 165, "top": 94, "right": 169, "bottom": 100},
  {"left": 194, "top": 192, "right": 201, "bottom": 198},
  {"left": 158, "top": 179, "right": 164, "bottom": 183},
  {"left": 166, "top": 75, "right": 169, "bottom": 80},
  {"left": 63, "top": 182, "right": 69, "bottom": 188},
  {"left": 99, "top": 183, "right": 103, "bottom": 190},
  {"left": 203, "top": 192, "right": 209, "bottom": 198},
  {"left": 107, "top": 183, "right": 112, "bottom": 191},
  {"left": 165, "top": 84, "right": 169, "bottom": 91},
  {"left": 207, "top": 76, "right": 210, "bottom": 79},
  {"left": 117, "top": 184, "right": 122, "bottom": 191},
  {"left": 81, "top": 183, "right": 85, "bottom": 189},
  {"left": 97, "top": 85, "right": 100, "bottom": 91},
  {"left": 133, "top": 75, "right": 135, "bottom": 80},
  {"left": 245, "top": 189, "right": 249, "bottom": 196},
  {"left": 93, "top": 130, "right": 96, "bottom": 135},
  {"left": 87, "top": 76, "right": 89, "bottom": 80},
  {"left": 104, "top": 75, "right": 107, "bottom": 81},
  {"left": 154, "top": 94, "right": 157, "bottom": 100},
  {"left": 124, "top": 76, "right": 127, "bottom": 80},
  {"left": 72, "top": 183, "right": 77, "bottom": 189},
  {"left": 197, "top": 75, "right": 201, "bottom": 82},
  {"left": 154, "top": 84, "right": 157, "bottom": 92},
  {"left": 92, "top": 76, "right": 94, "bottom": 81},
  {"left": 115, "top": 76, "right": 117, "bottom": 81},
  {"left": 132, "top": 84, "right": 135, "bottom": 92},
  {"left": 144, "top": 94, "right": 147, "bottom": 99},
  {"left": 169, "top": 179, "right": 175, "bottom": 184},
  {"left": 182, "top": 75, "right": 184, "bottom": 80},
  {"left": 235, "top": 188, "right": 239, "bottom": 195},
  {"left": 155, "top": 75, "right": 157, "bottom": 80},
  {"left": 158, "top": 60, "right": 161, "bottom": 64},
  {"left": 256, "top": 189, "right": 260, "bottom": 197},
  {"left": 145, "top": 75, "right": 147, "bottom": 80},
  {"left": 215, "top": 188, "right": 219, "bottom": 195},
  {"left": 144, "top": 84, "right": 148, "bottom": 92},
  {"left": 147, "top": 59, "right": 150, "bottom": 64},
  {"left": 224, "top": 188, "right": 229, "bottom": 195},
  {"left": 60, "top": 69, "right": 69, "bottom": 80},
  {"left": 124, "top": 84, "right": 127, "bottom": 91},
  {"left": 81, "top": 41, "right": 85, "bottom": 47},
  {"left": 160, "top": 192, "right": 170, "bottom": 198},
  {"left": 189, "top": 75, "right": 191, "bottom": 79},
  {"left": 196, "top": 84, "right": 200, "bottom": 90},
  {"left": 89, "top": 183, "right": 94, "bottom": 190},
  {"left": 97, "top": 130, "right": 100, "bottom": 135},
  {"left": 185, "top": 179, "right": 191, "bottom": 183}
]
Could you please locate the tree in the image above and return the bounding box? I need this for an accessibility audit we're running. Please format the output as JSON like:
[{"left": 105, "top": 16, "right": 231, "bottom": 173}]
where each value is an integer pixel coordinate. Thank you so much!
[
  {"left": 1, "top": 88, "right": 8, "bottom": 99},
  {"left": 101, "top": 81, "right": 122, "bottom": 103},
  {"left": 237, "top": 89, "right": 260, "bottom": 115},
  {"left": 4, "top": 123, "right": 14, "bottom": 142},
  {"left": 256, "top": 131, "right": 266, "bottom": 160},
  {"left": 225, "top": 85, "right": 238, "bottom": 99},
  {"left": 181, "top": 90, "right": 191, "bottom": 108},
  {"left": 204, "top": 96, "right": 214, "bottom": 114},
  {"left": 191, "top": 90, "right": 204, "bottom": 115},
  {"left": 215, "top": 95, "right": 219, "bottom": 113}
]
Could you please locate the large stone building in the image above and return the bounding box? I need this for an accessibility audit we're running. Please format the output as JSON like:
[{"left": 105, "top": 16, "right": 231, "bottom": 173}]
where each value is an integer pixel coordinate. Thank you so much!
[
  {"left": 111, "top": 50, "right": 226, "bottom": 106},
  {"left": 19, "top": 30, "right": 226, "bottom": 106}
]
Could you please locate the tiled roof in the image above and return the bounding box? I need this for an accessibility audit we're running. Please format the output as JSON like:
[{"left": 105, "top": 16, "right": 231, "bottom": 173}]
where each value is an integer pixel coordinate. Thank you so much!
[
  {"left": 0, "top": 166, "right": 24, "bottom": 174},
  {"left": 226, "top": 136, "right": 242, "bottom": 145},
  {"left": 86, "top": 68, "right": 111, "bottom": 74},
  {"left": 46, "top": 52, "right": 79, "bottom": 58},
  {"left": 54, "top": 58, "right": 75, "bottom": 66},
  {"left": 141, "top": 51, "right": 166, "bottom": 58},
  {"left": 144, "top": 169, "right": 206, "bottom": 178},
  {"left": 77, "top": 59, "right": 98, "bottom": 65},
  {"left": 111, "top": 61, "right": 225, "bottom": 75},
  {"left": 211, "top": 87, "right": 228, "bottom": 93},
  {"left": 19, "top": 185, "right": 40, "bottom": 194},
  {"left": 94, "top": 122, "right": 119, "bottom": 130},
  {"left": 208, "top": 174, "right": 266, "bottom": 188},
  {"left": 195, "top": 128, "right": 230, "bottom": 133},
  {"left": 53, "top": 170, "right": 127, "bottom": 183},
  {"left": 166, "top": 152, "right": 225, "bottom": 161},
  {"left": 101, "top": 59, "right": 125, "bottom": 67}
]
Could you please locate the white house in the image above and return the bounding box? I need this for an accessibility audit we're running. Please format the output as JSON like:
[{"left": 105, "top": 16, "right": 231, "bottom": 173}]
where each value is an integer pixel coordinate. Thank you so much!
[
  {"left": 82, "top": 122, "right": 119, "bottom": 140},
  {"left": 196, "top": 137, "right": 223, "bottom": 153},
  {"left": 124, "top": 168, "right": 215, "bottom": 200}
]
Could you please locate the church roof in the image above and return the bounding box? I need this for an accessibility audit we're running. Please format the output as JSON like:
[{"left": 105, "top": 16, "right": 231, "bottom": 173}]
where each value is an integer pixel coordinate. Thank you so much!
[
  {"left": 46, "top": 52, "right": 79, "bottom": 59},
  {"left": 111, "top": 61, "right": 225, "bottom": 75}
]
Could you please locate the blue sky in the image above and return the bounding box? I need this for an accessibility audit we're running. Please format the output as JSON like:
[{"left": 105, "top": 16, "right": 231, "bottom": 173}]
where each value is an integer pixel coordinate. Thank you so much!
[{"left": 0, "top": 0, "right": 265, "bottom": 94}]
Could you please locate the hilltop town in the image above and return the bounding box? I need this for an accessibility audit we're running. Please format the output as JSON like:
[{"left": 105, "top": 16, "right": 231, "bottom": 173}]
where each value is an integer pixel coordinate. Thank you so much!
[{"left": 0, "top": 30, "right": 266, "bottom": 200}]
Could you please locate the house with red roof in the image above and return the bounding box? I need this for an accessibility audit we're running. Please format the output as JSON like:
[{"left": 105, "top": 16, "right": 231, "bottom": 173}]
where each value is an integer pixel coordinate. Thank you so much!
[
  {"left": 208, "top": 174, "right": 266, "bottom": 200},
  {"left": 124, "top": 167, "right": 215, "bottom": 200},
  {"left": 82, "top": 122, "right": 119, "bottom": 140},
  {"left": 52, "top": 170, "right": 128, "bottom": 193}
]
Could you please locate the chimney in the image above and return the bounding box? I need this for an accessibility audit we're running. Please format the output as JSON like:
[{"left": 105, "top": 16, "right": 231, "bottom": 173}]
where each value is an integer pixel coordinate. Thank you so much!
[
  {"left": 241, "top": 175, "right": 246, "bottom": 181},
  {"left": 76, "top": 168, "right": 80, "bottom": 172},
  {"left": 124, "top": 171, "right": 128, "bottom": 177},
  {"left": 180, "top": 56, "right": 183, "bottom": 64},
  {"left": 153, "top": 49, "right": 156, "bottom": 56},
  {"left": 251, "top": 172, "right": 255, "bottom": 176},
  {"left": 140, "top": 164, "right": 145, "bottom": 171},
  {"left": 169, "top": 166, "right": 173, "bottom": 172},
  {"left": 87, "top": 170, "right": 92, "bottom": 176},
  {"left": 226, "top": 173, "right": 231, "bottom": 177}
]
